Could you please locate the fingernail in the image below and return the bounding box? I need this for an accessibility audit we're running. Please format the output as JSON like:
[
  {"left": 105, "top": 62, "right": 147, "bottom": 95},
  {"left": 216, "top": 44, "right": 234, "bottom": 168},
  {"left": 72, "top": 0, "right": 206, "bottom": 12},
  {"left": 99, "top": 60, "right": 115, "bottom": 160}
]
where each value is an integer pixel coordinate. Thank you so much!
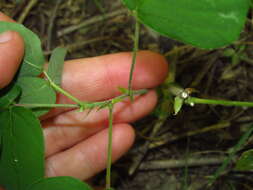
[{"left": 0, "top": 31, "right": 13, "bottom": 43}]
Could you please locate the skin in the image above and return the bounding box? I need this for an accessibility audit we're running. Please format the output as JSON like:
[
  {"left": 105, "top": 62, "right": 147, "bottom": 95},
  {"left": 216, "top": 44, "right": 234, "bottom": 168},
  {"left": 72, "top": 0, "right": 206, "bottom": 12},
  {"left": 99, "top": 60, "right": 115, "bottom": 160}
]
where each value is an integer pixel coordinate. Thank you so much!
[{"left": 0, "top": 12, "right": 168, "bottom": 189}]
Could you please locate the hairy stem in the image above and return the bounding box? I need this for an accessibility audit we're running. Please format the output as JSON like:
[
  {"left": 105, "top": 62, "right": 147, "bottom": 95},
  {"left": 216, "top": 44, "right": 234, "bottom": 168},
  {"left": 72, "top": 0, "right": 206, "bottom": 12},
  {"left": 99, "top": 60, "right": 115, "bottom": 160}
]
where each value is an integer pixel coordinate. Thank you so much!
[
  {"left": 106, "top": 103, "right": 114, "bottom": 190},
  {"left": 128, "top": 10, "right": 140, "bottom": 100}
]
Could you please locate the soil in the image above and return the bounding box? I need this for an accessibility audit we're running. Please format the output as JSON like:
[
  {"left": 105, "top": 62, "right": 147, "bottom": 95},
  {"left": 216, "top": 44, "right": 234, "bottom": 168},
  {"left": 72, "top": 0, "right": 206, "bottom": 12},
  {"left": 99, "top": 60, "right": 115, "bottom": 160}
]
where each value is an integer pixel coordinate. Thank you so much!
[{"left": 1, "top": 0, "right": 253, "bottom": 189}]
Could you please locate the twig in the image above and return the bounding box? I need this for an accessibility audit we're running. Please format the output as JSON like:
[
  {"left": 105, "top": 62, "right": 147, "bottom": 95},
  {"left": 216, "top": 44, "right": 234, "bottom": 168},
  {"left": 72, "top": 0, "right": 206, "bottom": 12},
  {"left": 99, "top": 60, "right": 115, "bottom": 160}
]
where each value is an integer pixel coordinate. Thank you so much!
[
  {"left": 149, "top": 121, "right": 230, "bottom": 149},
  {"left": 44, "top": 36, "right": 111, "bottom": 55},
  {"left": 17, "top": 0, "right": 38, "bottom": 23},
  {"left": 57, "top": 8, "right": 127, "bottom": 37},
  {"left": 128, "top": 115, "right": 169, "bottom": 175},
  {"left": 139, "top": 157, "right": 226, "bottom": 170},
  {"left": 46, "top": 0, "right": 61, "bottom": 51}
]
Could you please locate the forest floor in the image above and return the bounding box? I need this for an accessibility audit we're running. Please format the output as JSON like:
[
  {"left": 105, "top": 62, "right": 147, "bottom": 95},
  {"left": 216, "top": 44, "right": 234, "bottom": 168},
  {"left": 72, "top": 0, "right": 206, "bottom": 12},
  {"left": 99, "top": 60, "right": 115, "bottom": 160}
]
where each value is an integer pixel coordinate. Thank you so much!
[{"left": 1, "top": 0, "right": 253, "bottom": 189}]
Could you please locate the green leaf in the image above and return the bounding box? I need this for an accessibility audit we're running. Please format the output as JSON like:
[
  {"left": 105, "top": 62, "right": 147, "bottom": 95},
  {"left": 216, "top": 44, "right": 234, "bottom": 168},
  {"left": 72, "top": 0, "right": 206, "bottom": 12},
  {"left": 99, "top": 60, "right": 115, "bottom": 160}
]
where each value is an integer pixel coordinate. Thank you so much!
[
  {"left": 17, "top": 77, "right": 56, "bottom": 117},
  {"left": 0, "top": 84, "right": 21, "bottom": 109},
  {"left": 235, "top": 149, "right": 253, "bottom": 171},
  {"left": 0, "top": 22, "right": 44, "bottom": 77},
  {"left": 27, "top": 176, "right": 92, "bottom": 190},
  {"left": 174, "top": 96, "right": 183, "bottom": 115},
  {"left": 122, "top": 0, "right": 250, "bottom": 49},
  {"left": 0, "top": 107, "right": 44, "bottom": 190},
  {"left": 47, "top": 47, "right": 67, "bottom": 86}
]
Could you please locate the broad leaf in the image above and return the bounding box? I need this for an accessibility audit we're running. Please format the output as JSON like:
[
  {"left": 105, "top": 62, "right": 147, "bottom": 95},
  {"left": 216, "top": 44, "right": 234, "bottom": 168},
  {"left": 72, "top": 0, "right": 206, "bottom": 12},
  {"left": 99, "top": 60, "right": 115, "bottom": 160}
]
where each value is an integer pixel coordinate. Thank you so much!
[
  {"left": 17, "top": 77, "right": 56, "bottom": 117},
  {"left": 27, "top": 176, "right": 92, "bottom": 190},
  {"left": 235, "top": 149, "right": 253, "bottom": 171},
  {"left": 0, "top": 107, "right": 44, "bottom": 190},
  {"left": 122, "top": 0, "right": 250, "bottom": 49},
  {"left": 0, "top": 84, "right": 21, "bottom": 109},
  {"left": 0, "top": 22, "right": 44, "bottom": 77},
  {"left": 47, "top": 47, "right": 67, "bottom": 86}
]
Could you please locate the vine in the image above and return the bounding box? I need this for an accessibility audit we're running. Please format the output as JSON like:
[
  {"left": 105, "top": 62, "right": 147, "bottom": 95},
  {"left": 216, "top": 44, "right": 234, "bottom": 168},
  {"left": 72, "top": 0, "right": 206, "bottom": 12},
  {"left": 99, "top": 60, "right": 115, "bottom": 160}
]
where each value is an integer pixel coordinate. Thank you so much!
[{"left": 1, "top": 0, "right": 253, "bottom": 189}]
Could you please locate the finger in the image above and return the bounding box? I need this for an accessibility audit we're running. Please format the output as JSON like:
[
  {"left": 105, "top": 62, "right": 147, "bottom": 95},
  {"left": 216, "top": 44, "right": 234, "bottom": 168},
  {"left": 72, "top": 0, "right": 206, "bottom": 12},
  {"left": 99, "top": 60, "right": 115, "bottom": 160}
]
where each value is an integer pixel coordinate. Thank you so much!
[
  {"left": 44, "top": 51, "right": 168, "bottom": 118},
  {"left": 43, "top": 90, "right": 156, "bottom": 157},
  {"left": 0, "top": 12, "right": 24, "bottom": 88},
  {"left": 45, "top": 123, "right": 135, "bottom": 180},
  {"left": 0, "top": 12, "right": 15, "bottom": 22}
]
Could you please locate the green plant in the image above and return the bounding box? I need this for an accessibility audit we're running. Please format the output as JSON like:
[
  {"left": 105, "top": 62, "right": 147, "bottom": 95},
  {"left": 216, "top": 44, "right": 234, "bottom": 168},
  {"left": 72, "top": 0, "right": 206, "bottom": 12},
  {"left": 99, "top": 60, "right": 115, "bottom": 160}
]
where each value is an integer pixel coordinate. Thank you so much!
[
  {"left": 1, "top": 0, "right": 253, "bottom": 189},
  {"left": 0, "top": 21, "right": 146, "bottom": 190},
  {"left": 122, "top": 0, "right": 253, "bottom": 188}
]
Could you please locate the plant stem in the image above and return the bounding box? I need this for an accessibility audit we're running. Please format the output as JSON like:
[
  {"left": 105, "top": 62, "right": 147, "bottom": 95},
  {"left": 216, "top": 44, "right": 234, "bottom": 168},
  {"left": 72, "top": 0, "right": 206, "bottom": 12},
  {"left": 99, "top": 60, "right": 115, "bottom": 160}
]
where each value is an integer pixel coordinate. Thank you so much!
[
  {"left": 15, "top": 103, "right": 79, "bottom": 108},
  {"left": 44, "top": 71, "right": 84, "bottom": 106},
  {"left": 106, "top": 103, "right": 114, "bottom": 190},
  {"left": 128, "top": 10, "right": 140, "bottom": 100},
  {"left": 17, "top": 0, "right": 38, "bottom": 23},
  {"left": 185, "top": 97, "right": 253, "bottom": 107},
  {"left": 15, "top": 89, "right": 148, "bottom": 109}
]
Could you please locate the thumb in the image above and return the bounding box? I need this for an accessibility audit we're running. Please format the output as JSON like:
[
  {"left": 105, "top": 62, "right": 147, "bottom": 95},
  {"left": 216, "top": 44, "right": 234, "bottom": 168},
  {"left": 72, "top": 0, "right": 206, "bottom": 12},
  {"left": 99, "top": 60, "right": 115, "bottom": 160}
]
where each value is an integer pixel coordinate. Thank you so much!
[
  {"left": 0, "top": 12, "right": 24, "bottom": 189},
  {"left": 0, "top": 13, "right": 24, "bottom": 88}
]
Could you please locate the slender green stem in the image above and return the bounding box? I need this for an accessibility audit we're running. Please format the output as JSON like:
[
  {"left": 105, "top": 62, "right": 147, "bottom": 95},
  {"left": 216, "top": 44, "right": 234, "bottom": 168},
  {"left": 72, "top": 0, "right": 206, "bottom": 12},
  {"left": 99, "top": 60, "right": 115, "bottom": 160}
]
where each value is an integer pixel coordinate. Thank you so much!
[
  {"left": 185, "top": 97, "right": 253, "bottom": 107},
  {"left": 15, "top": 103, "right": 79, "bottom": 108},
  {"left": 44, "top": 71, "right": 84, "bottom": 106},
  {"left": 106, "top": 103, "right": 114, "bottom": 190},
  {"left": 15, "top": 89, "right": 147, "bottom": 109},
  {"left": 44, "top": 70, "right": 147, "bottom": 110},
  {"left": 128, "top": 10, "right": 140, "bottom": 100}
]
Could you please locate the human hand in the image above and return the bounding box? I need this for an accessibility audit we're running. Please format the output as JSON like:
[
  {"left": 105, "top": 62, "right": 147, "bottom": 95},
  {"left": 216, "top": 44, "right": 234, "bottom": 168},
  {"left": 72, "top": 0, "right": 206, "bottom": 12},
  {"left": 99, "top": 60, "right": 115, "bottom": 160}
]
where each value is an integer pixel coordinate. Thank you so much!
[{"left": 0, "top": 12, "right": 168, "bottom": 188}]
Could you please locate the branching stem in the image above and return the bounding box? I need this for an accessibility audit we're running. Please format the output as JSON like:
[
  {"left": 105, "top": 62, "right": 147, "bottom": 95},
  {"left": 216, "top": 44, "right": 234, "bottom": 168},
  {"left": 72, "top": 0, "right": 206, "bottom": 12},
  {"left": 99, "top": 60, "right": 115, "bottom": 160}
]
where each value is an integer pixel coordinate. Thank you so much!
[{"left": 16, "top": 82, "right": 147, "bottom": 110}]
